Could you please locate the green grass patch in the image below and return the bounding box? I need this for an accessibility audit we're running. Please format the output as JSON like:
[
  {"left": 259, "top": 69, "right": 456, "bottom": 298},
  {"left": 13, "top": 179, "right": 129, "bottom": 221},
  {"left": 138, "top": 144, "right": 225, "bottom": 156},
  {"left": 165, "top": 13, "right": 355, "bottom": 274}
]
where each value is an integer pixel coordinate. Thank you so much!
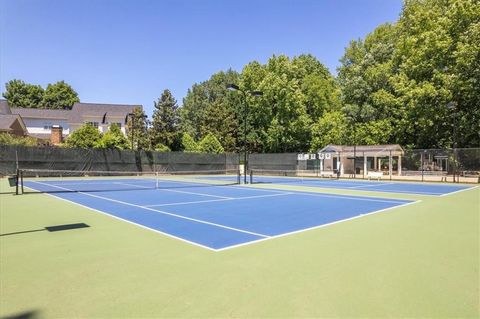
[{"left": 0, "top": 179, "right": 478, "bottom": 318}]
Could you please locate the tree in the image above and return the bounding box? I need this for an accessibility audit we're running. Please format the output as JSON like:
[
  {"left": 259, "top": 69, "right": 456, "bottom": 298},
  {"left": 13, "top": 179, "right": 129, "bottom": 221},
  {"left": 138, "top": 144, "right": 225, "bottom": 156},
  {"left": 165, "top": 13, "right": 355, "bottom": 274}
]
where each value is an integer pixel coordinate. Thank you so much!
[
  {"left": 354, "top": 120, "right": 393, "bottom": 145},
  {"left": 337, "top": 0, "right": 480, "bottom": 148},
  {"left": 310, "top": 111, "right": 349, "bottom": 151},
  {"left": 337, "top": 23, "right": 399, "bottom": 124},
  {"left": 180, "top": 69, "right": 240, "bottom": 152},
  {"left": 452, "top": 21, "right": 480, "bottom": 146},
  {"left": 179, "top": 55, "right": 340, "bottom": 153},
  {"left": 181, "top": 133, "right": 198, "bottom": 152},
  {"left": 2, "top": 79, "right": 44, "bottom": 108},
  {"left": 150, "top": 89, "right": 179, "bottom": 150},
  {"left": 0, "top": 133, "right": 37, "bottom": 146},
  {"left": 41, "top": 81, "right": 79, "bottom": 109},
  {"left": 239, "top": 54, "right": 339, "bottom": 152},
  {"left": 126, "top": 107, "right": 149, "bottom": 150},
  {"left": 154, "top": 143, "right": 171, "bottom": 152},
  {"left": 64, "top": 124, "right": 102, "bottom": 148},
  {"left": 97, "top": 123, "right": 129, "bottom": 149},
  {"left": 197, "top": 133, "right": 224, "bottom": 153}
]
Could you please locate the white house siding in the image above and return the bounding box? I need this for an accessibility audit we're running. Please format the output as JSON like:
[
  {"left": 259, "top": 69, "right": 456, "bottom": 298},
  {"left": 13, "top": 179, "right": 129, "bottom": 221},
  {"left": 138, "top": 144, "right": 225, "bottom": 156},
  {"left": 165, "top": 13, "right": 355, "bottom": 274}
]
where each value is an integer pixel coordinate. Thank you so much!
[
  {"left": 79, "top": 116, "right": 126, "bottom": 134},
  {"left": 22, "top": 118, "right": 70, "bottom": 135}
]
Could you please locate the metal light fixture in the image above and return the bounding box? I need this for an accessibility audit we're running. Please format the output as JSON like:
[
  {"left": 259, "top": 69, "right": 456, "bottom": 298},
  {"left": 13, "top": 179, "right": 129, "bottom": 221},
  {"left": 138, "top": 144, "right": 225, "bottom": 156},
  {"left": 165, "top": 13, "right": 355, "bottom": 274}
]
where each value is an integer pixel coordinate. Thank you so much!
[{"left": 226, "top": 84, "right": 263, "bottom": 184}]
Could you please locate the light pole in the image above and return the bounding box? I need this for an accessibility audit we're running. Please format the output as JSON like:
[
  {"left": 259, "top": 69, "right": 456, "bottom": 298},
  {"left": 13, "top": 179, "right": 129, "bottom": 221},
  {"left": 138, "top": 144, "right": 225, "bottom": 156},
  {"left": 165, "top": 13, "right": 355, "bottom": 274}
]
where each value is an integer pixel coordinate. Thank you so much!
[
  {"left": 227, "top": 84, "right": 263, "bottom": 184},
  {"left": 447, "top": 102, "right": 458, "bottom": 183},
  {"left": 126, "top": 112, "right": 147, "bottom": 150},
  {"left": 126, "top": 113, "right": 135, "bottom": 150}
]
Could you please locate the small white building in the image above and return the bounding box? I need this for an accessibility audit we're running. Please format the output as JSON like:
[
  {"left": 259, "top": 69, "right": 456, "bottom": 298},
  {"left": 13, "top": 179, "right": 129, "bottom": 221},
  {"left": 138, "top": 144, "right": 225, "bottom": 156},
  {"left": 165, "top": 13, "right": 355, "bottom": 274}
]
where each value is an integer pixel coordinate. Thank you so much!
[{"left": 317, "top": 144, "right": 405, "bottom": 177}]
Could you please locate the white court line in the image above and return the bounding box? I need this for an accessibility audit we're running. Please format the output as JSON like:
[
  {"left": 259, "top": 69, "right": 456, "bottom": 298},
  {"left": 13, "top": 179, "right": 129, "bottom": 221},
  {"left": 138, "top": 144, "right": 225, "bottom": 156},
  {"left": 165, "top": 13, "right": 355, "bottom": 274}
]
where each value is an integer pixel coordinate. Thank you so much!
[
  {"left": 145, "top": 192, "right": 294, "bottom": 207},
  {"left": 144, "top": 198, "right": 232, "bottom": 207},
  {"left": 249, "top": 177, "right": 475, "bottom": 196},
  {"left": 229, "top": 186, "right": 290, "bottom": 194},
  {"left": 347, "top": 183, "right": 396, "bottom": 189},
  {"left": 288, "top": 185, "right": 440, "bottom": 196},
  {"left": 24, "top": 181, "right": 421, "bottom": 252},
  {"left": 31, "top": 181, "right": 269, "bottom": 239},
  {"left": 216, "top": 200, "right": 422, "bottom": 251},
  {"left": 439, "top": 185, "right": 479, "bottom": 197},
  {"left": 346, "top": 183, "right": 477, "bottom": 196},
  {"left": 115, "top": 182, "right": 233, "bottom": 199},
  {"left": 288, "top": 191, "right": 409, "bottom": 204},
  {"left": 21, "top": 184, "right": 218, "bottom": 251}
]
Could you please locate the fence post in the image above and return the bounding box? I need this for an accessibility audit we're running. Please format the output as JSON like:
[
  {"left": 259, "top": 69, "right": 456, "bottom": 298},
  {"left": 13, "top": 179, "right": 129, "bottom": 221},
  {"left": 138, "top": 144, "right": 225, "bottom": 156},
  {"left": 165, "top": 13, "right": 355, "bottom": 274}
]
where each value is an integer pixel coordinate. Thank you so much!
[{"left": 389, "top": 150, "right": 392, "bottom": 181}]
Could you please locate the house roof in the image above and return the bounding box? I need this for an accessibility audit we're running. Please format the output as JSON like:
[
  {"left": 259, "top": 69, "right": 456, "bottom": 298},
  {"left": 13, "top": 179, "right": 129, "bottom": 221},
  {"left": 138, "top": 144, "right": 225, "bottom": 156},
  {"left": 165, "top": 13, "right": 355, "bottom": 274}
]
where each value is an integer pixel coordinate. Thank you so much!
[
  {"left": 318, "top": 144, "right": 404, "bottom": 156},
  {"left": 69, "top": 102, "right": 141, "bottom": 124},
  {"left": 7, "top": 102, "right": 142, "bottom": 125},
  {"left": 11, "top": 107, "right": 70, "bottom": 120},
  {"left": 0, "top": 100, "right": 12, "bottom": 114},
  {"left": 0, "top": 114, "right": 27, "bottom": 132}
]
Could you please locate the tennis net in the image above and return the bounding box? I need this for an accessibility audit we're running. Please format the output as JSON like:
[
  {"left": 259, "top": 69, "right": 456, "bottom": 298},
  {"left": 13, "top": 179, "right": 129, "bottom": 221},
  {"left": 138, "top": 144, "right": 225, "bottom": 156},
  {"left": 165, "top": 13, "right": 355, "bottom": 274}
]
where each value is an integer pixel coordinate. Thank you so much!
[
  {"left": 16, "top": 168, "right": 241, "bottom": 194},
  {"left": 249, "top": 169, "right": 338, "bottom": 184}
]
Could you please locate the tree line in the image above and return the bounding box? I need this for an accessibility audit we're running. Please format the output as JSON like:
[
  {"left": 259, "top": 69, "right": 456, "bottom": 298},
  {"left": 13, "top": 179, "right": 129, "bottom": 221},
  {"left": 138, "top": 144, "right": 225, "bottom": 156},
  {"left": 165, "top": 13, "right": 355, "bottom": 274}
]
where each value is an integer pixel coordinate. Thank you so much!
[{"left": 2, "top": 0, "right": 479, "bottom": 152}]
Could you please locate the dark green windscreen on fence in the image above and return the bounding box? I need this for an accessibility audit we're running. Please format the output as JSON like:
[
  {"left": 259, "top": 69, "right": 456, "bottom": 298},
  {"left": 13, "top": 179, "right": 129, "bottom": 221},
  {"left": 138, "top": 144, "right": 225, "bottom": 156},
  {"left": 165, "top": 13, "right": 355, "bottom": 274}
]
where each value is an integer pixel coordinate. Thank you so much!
[
  {"left": 248, "top": 153, "right": 298, "bottom": 171},
  {"left": 0, "top": 145, "right": 239, "bottom": 176},
  {"left": 0, "top": 145, "right": 478, "bottom": 178}
]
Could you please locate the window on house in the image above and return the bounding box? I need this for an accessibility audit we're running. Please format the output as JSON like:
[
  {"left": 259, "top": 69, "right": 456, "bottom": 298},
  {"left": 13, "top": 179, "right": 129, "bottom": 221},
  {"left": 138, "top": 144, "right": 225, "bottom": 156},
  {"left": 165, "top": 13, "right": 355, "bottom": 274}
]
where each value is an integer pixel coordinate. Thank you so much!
[
  {"left": 86, "top": 122, "right": 99, "bottom": 128},
  {"left": 43, "top": 125, "right": 53, "bottom": 130}
]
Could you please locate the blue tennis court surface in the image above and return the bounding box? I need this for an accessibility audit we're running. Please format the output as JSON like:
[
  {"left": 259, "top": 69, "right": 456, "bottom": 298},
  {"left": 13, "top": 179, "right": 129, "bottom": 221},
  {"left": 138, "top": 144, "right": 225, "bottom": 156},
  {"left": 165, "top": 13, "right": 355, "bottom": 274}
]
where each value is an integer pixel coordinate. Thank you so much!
[
  {"left": 24, "top": 178, "right": 416, "bottom": 251},
  {"left": 245, "top": 175, "right": 474, "bottom": 196}
]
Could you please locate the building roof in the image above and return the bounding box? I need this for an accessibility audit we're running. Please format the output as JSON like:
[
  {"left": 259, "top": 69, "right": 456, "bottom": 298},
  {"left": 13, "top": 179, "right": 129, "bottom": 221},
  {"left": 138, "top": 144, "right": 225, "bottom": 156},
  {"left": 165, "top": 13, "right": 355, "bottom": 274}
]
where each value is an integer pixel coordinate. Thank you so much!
[
  {"left": 11, "top": 107, "right": 70, "bottom": 120},
  {"left": 69, "top": 102, "right": 141, "bottom": 124},
  {"left": 0, "top": 114, "right": 27, "bottom": 133},
  {"left": 7, "top": 102, "right": 142, "bottom": 125},
  {"left": 318, "top": 144, "right": 404, "bottom": 156},
  {"left": 0, "top": 100, "right": 12, "bottom": 114}
]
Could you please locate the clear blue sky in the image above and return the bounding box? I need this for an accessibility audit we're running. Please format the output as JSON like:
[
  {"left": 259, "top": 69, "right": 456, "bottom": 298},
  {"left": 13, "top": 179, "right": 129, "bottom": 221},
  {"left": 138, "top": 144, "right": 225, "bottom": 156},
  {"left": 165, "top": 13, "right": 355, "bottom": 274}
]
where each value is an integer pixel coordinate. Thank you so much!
[{"left": 0, "top": 0, "right": 403, "bottom": 116}]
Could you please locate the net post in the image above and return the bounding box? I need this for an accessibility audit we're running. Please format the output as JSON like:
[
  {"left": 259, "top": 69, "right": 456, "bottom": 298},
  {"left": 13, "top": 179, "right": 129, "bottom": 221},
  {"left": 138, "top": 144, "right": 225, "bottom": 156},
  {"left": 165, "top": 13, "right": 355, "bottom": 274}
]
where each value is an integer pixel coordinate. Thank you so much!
[
  {"left": 15, "top": 169, "right": 19, "bottom": 195},
  {"left": 20, "top": 170, "right": 24, "bottom": 194}
]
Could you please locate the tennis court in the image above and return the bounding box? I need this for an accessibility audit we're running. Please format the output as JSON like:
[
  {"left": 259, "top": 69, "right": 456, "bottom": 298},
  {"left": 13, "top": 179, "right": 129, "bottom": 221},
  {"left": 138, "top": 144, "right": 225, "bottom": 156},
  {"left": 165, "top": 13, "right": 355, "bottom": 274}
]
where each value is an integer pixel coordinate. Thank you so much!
[
  {"left": 247, "top": 171, "right": 474, "bottom": 196},
  {"left": 3, "top": 168, "right": 479, "bottom": 318},
  {"left": 22, "top": 174, "right": 415, "bottom": 250}
]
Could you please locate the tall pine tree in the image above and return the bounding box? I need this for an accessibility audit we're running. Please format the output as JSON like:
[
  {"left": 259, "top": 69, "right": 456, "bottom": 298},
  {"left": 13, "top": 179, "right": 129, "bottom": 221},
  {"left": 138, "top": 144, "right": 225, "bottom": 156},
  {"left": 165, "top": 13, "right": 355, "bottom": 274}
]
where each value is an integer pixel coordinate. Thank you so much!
[{"left": 150, "top": 89, "right": 179, "bottom": 150}]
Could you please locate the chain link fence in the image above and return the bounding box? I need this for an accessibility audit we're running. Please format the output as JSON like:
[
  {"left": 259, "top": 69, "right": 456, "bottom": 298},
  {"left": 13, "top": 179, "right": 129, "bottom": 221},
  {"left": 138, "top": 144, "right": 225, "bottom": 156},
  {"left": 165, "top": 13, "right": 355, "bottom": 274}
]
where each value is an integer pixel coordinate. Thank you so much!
[
  {"left": 401, "top": 148, "right": 480, "bottom": 182},
  {"left": 0, "top": 145, "right": 477, "bottom": 183},
  {"left": 247, "top": 149, "right": 479, "bottom": 183}
]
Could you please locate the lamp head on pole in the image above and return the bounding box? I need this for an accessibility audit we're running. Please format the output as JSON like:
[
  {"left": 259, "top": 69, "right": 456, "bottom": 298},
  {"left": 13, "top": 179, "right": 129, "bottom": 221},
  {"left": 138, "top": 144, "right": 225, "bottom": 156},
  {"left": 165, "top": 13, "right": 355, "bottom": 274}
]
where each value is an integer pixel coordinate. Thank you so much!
[
  {"left": 125, "top": 113, "right": 134, "bottom": 124},
  {"left": 226, "top": 84, "right": 240, "bottom": 91},
  {"left": 251, "top": 91, "right": 263, "bottom": 97}
]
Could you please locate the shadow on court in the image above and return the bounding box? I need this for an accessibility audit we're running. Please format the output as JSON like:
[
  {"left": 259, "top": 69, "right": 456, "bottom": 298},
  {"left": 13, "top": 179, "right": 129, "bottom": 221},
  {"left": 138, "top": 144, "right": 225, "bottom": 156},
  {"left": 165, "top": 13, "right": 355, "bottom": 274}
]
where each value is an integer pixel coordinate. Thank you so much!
[
  {"left": 1, "top": 310, "right": 40, "bottom": 319},
  {"left": 0, "top": 223, "right": 90, "bottom": 237}
]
